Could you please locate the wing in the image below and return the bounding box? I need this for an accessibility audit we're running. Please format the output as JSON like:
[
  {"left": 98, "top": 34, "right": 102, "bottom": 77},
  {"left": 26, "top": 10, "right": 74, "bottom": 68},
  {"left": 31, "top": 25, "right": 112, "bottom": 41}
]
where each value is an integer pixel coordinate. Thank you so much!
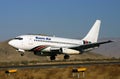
[{"left": 71, "top": 40, "right": 113, "bottom": 52}]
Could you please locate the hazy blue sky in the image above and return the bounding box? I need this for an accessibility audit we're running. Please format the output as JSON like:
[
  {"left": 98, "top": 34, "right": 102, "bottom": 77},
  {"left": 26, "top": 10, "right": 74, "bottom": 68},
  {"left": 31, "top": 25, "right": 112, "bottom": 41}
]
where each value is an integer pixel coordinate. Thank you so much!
[{"left": 0, "top": 0, "right": 120, "bottom": 41}]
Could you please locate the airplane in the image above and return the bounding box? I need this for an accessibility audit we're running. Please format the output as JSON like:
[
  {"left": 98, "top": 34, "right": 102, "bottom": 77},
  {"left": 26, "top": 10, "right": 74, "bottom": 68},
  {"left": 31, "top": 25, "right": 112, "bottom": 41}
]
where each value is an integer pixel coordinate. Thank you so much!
[{"left": 8, "top": 20, "right": 112, "bottom": 60}]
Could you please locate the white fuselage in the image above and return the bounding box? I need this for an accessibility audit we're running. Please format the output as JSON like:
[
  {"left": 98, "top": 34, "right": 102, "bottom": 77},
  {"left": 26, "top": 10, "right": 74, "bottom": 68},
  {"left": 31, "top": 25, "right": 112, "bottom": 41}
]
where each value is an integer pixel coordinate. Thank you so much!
[{"left": 9, "top": 35, "right": 83, "bottom": 51}]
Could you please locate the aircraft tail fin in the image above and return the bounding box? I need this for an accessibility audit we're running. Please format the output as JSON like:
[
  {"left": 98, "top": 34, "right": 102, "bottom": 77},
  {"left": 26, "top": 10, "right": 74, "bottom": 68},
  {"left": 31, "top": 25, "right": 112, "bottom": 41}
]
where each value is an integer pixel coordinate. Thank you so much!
[{"left": 83, "top": 20, "right": 101, "bottom": 43}]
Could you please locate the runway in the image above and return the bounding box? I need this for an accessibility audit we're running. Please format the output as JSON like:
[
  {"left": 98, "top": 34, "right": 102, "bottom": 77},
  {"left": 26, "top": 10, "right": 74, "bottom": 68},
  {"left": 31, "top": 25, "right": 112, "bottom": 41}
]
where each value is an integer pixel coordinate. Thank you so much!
[{"left": 0, "top": 61, "right": 120, "bottom": 69}]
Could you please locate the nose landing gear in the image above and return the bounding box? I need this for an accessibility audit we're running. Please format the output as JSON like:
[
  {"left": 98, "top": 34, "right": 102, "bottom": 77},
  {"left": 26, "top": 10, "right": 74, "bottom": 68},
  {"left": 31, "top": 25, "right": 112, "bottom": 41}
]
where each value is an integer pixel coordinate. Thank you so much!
[{"left": 20, "top": 53, "right": 24, "bottom": 56}]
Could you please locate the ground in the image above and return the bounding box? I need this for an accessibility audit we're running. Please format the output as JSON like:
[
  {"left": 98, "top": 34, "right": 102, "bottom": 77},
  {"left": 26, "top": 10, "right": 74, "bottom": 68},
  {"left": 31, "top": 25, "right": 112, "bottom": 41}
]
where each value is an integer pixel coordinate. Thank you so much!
[{"left": 0, "top": 64, "right": 120, "bottom": 79}]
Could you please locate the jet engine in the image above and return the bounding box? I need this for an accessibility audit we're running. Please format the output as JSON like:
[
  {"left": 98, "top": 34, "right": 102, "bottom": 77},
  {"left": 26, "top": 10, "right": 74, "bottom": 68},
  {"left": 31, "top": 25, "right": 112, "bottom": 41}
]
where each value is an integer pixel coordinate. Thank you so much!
[
  {"left": 43, "top": 47, "right": 80, "bottom": 54},
  {"left": 60, "top": 48, "right": 80, "bottom": 54}
]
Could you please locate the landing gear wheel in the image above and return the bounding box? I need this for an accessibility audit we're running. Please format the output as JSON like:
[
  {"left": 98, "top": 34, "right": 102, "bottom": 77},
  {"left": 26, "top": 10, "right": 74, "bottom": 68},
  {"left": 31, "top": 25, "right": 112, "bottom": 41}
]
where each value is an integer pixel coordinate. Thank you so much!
[
  {"left": 34, "top": 52, "right": 37, "bottom": 55},
  {"left": 64, "top": 54, "right": 70, "bottom": 59},
  {"left": 21, "top": 53, "right": 24, "bottom": 56},
  {"left": 50, "top": 56, "right": 56, "bottom": 60}
]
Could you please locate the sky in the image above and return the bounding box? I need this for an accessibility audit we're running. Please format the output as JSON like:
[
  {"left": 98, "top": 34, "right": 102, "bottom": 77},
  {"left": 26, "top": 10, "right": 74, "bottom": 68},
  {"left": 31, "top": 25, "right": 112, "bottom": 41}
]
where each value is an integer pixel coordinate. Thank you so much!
[{"left": 0, "top": 0, "right": 120, "bottom": 41}]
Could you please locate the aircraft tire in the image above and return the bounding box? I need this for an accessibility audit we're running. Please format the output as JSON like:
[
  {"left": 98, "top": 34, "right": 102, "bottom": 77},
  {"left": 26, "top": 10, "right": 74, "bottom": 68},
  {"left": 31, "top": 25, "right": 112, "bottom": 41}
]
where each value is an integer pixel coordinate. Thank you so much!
[
  {"left": 64, "top": 54, "right": 70, "bottom": 59},
  {"left": 50, "top": 56, "right": 56, "bottom": 60},
  {"left": 21, "top": 53, "right": 24, "bottom": 56}
]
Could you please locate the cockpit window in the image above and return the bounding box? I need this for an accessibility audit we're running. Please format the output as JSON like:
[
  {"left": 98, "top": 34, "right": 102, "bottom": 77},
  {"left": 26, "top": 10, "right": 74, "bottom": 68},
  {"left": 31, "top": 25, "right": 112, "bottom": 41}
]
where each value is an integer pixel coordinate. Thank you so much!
[{"left": 14, "top": 37, "right": 23, "bottom": 40}]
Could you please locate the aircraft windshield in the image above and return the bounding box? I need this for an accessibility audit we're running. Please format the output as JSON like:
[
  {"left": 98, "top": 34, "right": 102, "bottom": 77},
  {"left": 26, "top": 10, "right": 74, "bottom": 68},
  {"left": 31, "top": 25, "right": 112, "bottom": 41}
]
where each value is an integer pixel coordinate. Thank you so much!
[{"left": 14, "top": 37, "right": 23, "bottom": 40}]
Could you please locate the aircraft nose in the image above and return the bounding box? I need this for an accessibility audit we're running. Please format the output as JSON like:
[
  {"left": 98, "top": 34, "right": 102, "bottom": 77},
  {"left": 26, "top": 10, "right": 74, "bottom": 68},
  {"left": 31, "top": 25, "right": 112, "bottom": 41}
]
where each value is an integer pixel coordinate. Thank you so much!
[{"left": 8, "top": 40, "right": 15, "bottom": 46}]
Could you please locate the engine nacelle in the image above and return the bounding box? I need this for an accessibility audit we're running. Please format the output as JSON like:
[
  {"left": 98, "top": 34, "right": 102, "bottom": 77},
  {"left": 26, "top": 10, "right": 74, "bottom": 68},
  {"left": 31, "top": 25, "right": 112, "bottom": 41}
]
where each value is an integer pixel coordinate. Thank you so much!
[
  {"left": 42, "top": 47, "right": 60, "bottom": 52},
  {"left": 42, "top": 47, "right": 80, "bottom": 55},
  {"left": 60, "top": 48, "right": 80, "bottom": 54}
]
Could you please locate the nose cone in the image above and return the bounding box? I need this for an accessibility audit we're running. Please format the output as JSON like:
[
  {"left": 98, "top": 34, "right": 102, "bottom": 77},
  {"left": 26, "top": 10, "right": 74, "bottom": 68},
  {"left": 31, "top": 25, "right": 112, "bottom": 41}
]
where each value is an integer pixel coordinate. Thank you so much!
[
  {"left": 8, "top": 40, "right": 15, "bottom": 47},
  {"left": 8, "top": 40, "right": 20, "bottom": 49}
]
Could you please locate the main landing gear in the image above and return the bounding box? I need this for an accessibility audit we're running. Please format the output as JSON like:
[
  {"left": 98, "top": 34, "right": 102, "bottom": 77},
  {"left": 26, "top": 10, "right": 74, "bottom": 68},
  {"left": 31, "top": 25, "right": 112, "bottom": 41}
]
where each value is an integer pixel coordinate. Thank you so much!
[
  {"left": 50, "top": 54, "right": 57, "bottom": 60},
  {"left": 50, "top": 55, "right": 56, "bottom": 60},
  {"left": 64, "top": 54, "right": 70, "bottom": 59},
  {"left": 50, "top": 54, "right": 70, "bottom": 60}
]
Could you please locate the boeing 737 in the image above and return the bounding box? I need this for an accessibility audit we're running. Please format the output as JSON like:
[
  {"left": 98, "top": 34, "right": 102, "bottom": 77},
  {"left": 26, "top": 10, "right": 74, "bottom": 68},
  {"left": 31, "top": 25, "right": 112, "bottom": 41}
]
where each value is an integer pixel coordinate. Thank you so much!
[{"left": 8, "top": 20, "right": 112, "bottom": 60}]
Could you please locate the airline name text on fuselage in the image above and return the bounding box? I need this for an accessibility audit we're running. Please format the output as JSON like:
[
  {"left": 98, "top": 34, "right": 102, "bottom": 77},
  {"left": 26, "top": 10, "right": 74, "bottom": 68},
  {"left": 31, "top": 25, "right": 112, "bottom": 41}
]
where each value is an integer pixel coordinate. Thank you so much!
[{"left": 35, "top": 36, "right": 51, "bottom": 41}]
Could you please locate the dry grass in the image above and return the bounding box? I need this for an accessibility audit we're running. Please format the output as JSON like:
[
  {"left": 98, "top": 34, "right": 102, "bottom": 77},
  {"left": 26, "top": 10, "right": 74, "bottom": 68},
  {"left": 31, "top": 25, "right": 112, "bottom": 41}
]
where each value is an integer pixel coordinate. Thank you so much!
[{"left": 0, "top": 64, "right": 120, "bottom": 79}]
